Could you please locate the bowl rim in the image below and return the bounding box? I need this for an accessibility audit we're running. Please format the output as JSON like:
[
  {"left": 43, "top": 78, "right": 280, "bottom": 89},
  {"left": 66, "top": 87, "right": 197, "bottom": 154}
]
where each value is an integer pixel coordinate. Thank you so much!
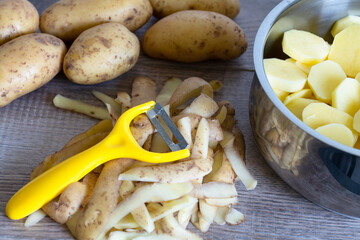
[{"left": 253, "top": 0, "right": 360, "bottom": 157}]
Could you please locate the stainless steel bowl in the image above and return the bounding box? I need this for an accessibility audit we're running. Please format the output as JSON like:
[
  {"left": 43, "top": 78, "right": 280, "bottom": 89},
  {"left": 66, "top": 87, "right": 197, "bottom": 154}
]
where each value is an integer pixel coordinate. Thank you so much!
[{"left": 250, "top": 0, "right": 360, "bottom": 218}]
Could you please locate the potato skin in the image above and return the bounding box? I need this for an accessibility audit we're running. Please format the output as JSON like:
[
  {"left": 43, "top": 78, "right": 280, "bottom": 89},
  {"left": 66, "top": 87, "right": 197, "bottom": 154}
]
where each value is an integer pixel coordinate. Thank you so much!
[
  {"left": 63, "top": 23, "right": 140, "bottom": 85},
  {"left": 0, "top": 0, "right": 39, "bottom": 45},
  {"left": 150, "top": 0, "right": 240, "bottom": 18},
  {"left": 0, "top": 33, "right": 66, "bottom": 107},
  {"left": 40, "top": 0, "right": 153, "bottom": 42},
  {"left": 142, "top": 10, "right": 247, "bottom": 63}
]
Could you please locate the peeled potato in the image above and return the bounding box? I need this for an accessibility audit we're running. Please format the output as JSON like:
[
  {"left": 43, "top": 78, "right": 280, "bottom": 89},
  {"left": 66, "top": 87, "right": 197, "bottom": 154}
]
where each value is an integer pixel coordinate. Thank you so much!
[
  {"left": 283, "top": 89, "right": 314, "bottom": 105},
  {"left": 295, "top": 61, "right": 313, "bottom": 74},
  {"left": 282, "top": 29, "right": 330, "bottom": 64},
  {"left": 328, "top": 24, "right": 360, "bottom": 78},
  {"left": 263, "top": 58, "right": 307, "bottom": 92},
  {"left": 316, "top": 123, "right": 355, "bottom": 147},
  {"left": 307, "top": 60, "right": 346, "bottom": 103},
  {"left": 285, "top": 98, "right": 320, "bottom": 119},
  {"left": 302, "top": 102, "right": 353, "bottom": 129},
  {"left": 354, "top": 110, "right": 360, "bottom": 133},
  {"left": 273, "top": 88, "right": 289, "bottom": 102},
  {"left": 331, "top": 15, "right": 360, "bottom": 37},
  {"left": 332, "top": 78, "right": 360, "bottom": 116}
]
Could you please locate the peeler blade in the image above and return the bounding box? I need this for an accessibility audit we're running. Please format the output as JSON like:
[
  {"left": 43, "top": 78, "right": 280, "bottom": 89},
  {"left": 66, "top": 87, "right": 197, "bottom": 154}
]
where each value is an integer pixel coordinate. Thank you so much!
[{"left": 146, "top": 103, "right": 188, "bottom": 152}]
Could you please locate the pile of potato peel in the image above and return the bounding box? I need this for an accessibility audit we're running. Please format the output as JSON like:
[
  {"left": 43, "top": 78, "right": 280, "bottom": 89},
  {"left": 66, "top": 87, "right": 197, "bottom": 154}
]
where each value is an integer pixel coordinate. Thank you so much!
[{"left": 25, "top": 76, "right": 257, "bottom": 240}]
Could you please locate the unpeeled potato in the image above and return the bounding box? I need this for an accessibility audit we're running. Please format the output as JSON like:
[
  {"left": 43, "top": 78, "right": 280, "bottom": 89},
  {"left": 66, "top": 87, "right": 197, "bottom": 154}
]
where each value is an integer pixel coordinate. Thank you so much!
[
  {"left": 150, "top": 0, "right": 240, "bottom": 18},
  {"left": 142, "top": 10, "right": 247, "bottom": 63},
  {"left": 0, "top": 33, "right": 66, "bottom": 107},
  {"left": 0, "top": 0, "right": 39, "bottom": 45},
  {"left": 63, "top": 23, "right": 140, "bottom": 85}
]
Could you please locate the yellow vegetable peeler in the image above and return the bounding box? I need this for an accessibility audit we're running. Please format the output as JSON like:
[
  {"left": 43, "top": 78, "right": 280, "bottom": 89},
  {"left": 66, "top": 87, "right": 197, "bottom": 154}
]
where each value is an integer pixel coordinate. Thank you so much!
[{"left": 6, "top": 101, "right": 190, "bottom": 220}]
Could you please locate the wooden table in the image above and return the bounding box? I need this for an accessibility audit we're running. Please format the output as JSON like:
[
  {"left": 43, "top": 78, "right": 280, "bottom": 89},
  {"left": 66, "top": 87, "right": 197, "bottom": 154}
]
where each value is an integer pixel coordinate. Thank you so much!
[{"left": 1, "top": 0, "right": 360, "bottom": 239}]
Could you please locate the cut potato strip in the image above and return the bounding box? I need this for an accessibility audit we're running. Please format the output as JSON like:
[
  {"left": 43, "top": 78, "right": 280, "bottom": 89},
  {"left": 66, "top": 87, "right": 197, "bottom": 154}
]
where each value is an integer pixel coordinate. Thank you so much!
[
  {"left": 208, "top": 119, "right": 224, "bottom": 142},
  {"left": 114, "top": 214, "right": 139, "bottom": 230},
  {"left": 92, "top": 90, "right": 122, "bottom": 117},
  {"left": 149, "top": 195, "right": 197, "bottom": 221},
  {"left": 331, "top": 15, "right": 360, "bottom": 37},
  {"left": 282, "top": 29, "right": 330, "bottom": 64},
  {"left": 302, "top": 102, "right": 353, "bottom": 129},
  {"left": 177, "top": 117, "right": 193, "bottom": 150},
  {"left": 328, "top": 24, "right": 360, "bottom": 77},
  {"left": 24, "top": 210, "right": 46, "bottom": 228},
  {"left": 264, "top": 58, "right": 307, "bottom": 92},
  {"left": 199, "top": 199, "right": 217, "bottom": 223},
  {"left": 203, "top": 150, "right": 223, "bottom": 183},
  {"left": 53, "top": 94, "right": 110, "bottom": 119},
  {"left": 316, "top": 123, "right": 355, "bottom": 147},
  {"left": 177, "top": 198, "right": 198, "bottom": 227},
  {"left": 210, "top": 152, "right": 236, "bottom": 184},
  {"left": 191, "top": 182, "right": 237, "bottom": 199},
  {"left": 168, "top": 77, "right": 213, "bottom": 111},
  {"left": 66, "top": 210, "right": 82, "bottom": 237},
  {"left": 198, "top": 211, "right": 211, "bottom": 233},
  {"left": 221, "top": 131, "right": 257, "bottom": 190},
  {"left": 214, "top": 207, "right": 228, "bottom": 225},
  {"left": 191, "top": 118, "right": 210, "bottom": 159},
  {"left": 204, "top": 197, "right": 238, "bottom": 207},
  {"left": 101, "top": 182, "right": 193, "bottom": 239},
  {"left": 118, "top": 158, "right": 212, "bottom": 183},
  {"left": 161, "top": 213, "right": 203, "bottom": 240},
  {"left": 131, "top": 204, "right": 154, "bottom": 233},
  {"left": 308, "top": 60, "right": 346, "bottom": 103},
  {"left": 181, "top": 93, "right": 219, "bottom": 118},
  {"left": 225, "top": 208, "right": 245, "bottom": 225},
  {"left": 156, "top": 77, "right": 182, "bottom": 106},
  {"left": 332, "top": 78, "right": 360, "bottom": 116}
]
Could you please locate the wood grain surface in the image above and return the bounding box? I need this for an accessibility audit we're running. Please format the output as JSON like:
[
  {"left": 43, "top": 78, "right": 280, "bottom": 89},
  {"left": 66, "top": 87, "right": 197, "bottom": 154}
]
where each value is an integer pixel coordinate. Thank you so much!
[{"left": 1, "top": 0, "right": 360, "bottom": 239}]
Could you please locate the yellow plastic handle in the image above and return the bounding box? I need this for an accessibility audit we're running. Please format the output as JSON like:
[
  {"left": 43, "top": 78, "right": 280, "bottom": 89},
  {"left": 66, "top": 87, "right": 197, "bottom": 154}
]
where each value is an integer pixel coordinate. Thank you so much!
[{"left": 6, "top": 101, "right": 189, "bottom": 220}]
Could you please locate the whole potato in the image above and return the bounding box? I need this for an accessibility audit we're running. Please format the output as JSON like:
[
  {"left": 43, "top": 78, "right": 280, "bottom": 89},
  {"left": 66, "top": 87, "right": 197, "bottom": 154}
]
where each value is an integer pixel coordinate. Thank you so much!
[
  {"left": 0, "top": 33, "right": 66, "bottom": 107},
  {"left": 0, "top": 0, "right": 39, "bottom": 45},
  {"left": 63, "top": 23, "right": 140, "bottom": 85},
  {"left": 40, "top": 0, "right": 153, "bottom": 42},
  {"left": 142, "top": 10, "right": 247, "bottom": 63},
  {"left": 150, "top": 0, "right": 240, "bottom": 18}
]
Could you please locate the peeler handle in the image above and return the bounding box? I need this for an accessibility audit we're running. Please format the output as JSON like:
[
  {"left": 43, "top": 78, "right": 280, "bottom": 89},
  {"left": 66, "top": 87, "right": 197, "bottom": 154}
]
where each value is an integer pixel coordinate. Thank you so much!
[{"left": 5, "top": 140, "right": 118, "bottom": 220}]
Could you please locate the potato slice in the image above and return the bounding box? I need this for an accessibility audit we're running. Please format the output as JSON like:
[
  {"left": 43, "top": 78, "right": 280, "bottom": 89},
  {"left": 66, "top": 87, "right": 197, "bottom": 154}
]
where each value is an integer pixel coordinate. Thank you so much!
[
  {"left": 181, "top": 93, "right": 219, "bottom": 118},
  {"left": 282, "top": 29, "right": 330, "bottom": 64},
  {"left": 285, "top": 98, "right": 320, "bottom": 119},
  {"left": 331, "top": 15, "right": 360, "bottom": 37},
  {"left": 295, "top": 60, "right": 313, "bottom": 74},
  {"left": 283, "top": 89, "right": 314, "bottom": 105},
  {"left": 332, "top": 78, "right": 360, "bottom": 116},
  {"left": 273, "top": 88, "right": 289, "bottom": 102},
  {"left": 328, "top": 24, "right": 360, "bottom": 77},
  {"left": 353, "top": 110, "right": 360, "bottom": 133},
  {"left": 263, "top": 58, "right": 307, "bottom": 92},
  {"left": 307, "top": 60, "right": 347, "bottom": 103},
  {"left": 302, "top": 102, "right": 353, "bottom": 129},
  {"left": 316, "top": 123, "right": 355, "bottom": 147},
  {"left": 225, "top": 208, "right": 245, "bottom": 225}
]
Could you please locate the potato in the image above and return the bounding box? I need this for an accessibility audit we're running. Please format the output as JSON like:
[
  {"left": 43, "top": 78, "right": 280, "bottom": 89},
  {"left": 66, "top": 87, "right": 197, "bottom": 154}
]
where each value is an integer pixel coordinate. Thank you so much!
[
  {"left": 63, "top": 23, "right": 140, "bottom": 85},
  {"left": 302, "top": 103, "right": 353, "bottom": 130},
  {"left": 283, "top": 89, "right": 314, "bottom": 105},
  {"left": 142, "top": 10, "right": 247, "bottom": 63},
  {"left": 316, "top": 123, "right": 356, "bottom": 147},
  {"left": 285, "top": 98, "right": 320, "bottom": 119},
  {"left": 354, "top": 110, "right": 360, "bottom": 133},
  {"left": 328, "top": 24, "right": 360, "bottom": 78},
  {"left": 331, "top": 15, "right": 360, "bottom": 37},
  {"left": 263, "top": 58, "right": 307, "bottom": 92},
  {"left": 150, "top": 0, "right": 240, "bottom": 19},
  {"left": 40, "top": 0, "right": 152, "bottom": 42},
  {"left": 0, "top": 33, "right": 66, "bottom": 107},
  {"left": 0, "top": 0, "right": 39, "bottom": 45},
  {"left": 332, "top": 78, "right": 360, "bottom": 116},
  {"left": 307, "top": 60, "right": 347, "bottom": 103},
  {"left": 282, "top": 29, "right": 330, "bottom": 64}
]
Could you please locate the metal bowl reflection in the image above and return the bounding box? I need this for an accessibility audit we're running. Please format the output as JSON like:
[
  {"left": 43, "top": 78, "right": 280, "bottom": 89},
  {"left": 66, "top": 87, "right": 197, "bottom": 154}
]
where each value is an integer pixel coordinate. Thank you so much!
[{"left": 250, "top": 0, "right": 360, "bottom": 218}]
